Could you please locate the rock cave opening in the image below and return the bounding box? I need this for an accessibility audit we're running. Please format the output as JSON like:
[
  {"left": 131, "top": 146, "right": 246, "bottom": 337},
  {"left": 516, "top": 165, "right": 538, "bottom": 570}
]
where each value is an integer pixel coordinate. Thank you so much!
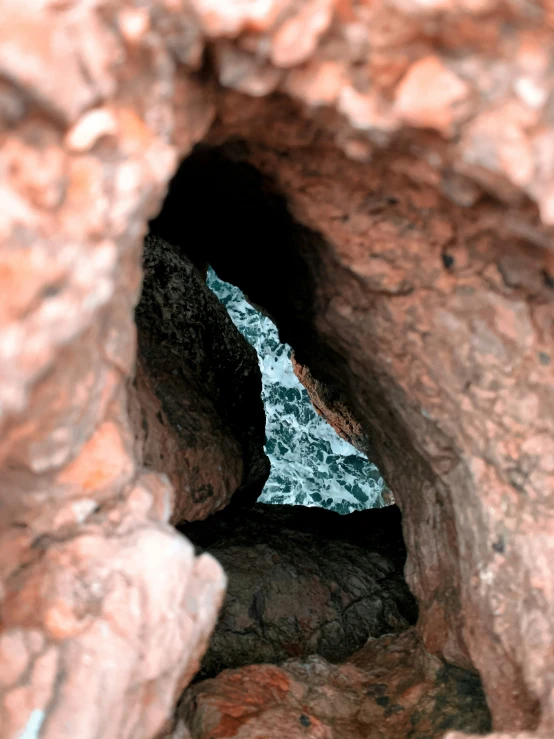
[
  {"left": 206, "top": 267, "right": 387, "bottom": 513},
  {"left": 129, "top": 141, "right": 493, "bottom": 735},
  {"left": 148, "top": 143, "right": 389, "bottom": 514}
]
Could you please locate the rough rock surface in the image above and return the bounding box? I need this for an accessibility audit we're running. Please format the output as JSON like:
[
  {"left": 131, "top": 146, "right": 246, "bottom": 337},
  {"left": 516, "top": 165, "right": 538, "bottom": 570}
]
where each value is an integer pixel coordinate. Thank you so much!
[
  {"left": 1, "top": 0, "right": 554, "bottom": 738},
  {"left": 0, "top": 475, "right": 226, "bottom": 739},
  {"left": 129, "top": 234, "right": 269, "bottom": 523},
  {"left": 178, "top": 629, "right": 492, "bottom": 739},
  {"left": 181, "top": 503, "right": 416, "bottom": 677},
  {"left": 0, "top": 3, "right": 221, "bottom": 736},
  {"left": 160, "top": 132, "right": 554, "bottom": 734}
]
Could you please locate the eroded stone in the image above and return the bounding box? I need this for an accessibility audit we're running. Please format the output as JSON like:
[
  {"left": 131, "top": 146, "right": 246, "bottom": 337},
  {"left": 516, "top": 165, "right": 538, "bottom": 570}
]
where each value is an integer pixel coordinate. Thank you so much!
[
  {"left": 182, "top": 503, "right": 416, "bottom": 677},
  {"left": 129, "top": 234, "right": 269, "bottom": 523},
  {"left": 1, "top": 0, "right": 554, "bottom": 736},
  {"left": 179, "top": 629, "right": 491, "bottom": 739}
]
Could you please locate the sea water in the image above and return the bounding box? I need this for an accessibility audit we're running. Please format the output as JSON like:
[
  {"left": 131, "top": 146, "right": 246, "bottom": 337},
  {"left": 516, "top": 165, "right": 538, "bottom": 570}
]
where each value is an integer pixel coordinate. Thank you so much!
[{"left": 207, "top": 270, "right": 385, "bottom": 514}]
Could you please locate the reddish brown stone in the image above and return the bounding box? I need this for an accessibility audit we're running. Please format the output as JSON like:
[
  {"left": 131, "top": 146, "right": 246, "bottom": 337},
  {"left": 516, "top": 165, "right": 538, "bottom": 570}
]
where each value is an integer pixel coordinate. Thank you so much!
[
  {"left": 178, "top": 629, "right": 491, "bottom": 739},
  {"left": 157, "top": 132, "right": 553, "bottom": 733},
  {"left": 0, "top": 3, "right": 223, "bottom": 736},
  {"left": 292, "top": 351, "right": 395, "bottom": 503},
  {"left": 291, "top": 352, "right": 368, "bottom": 453}
]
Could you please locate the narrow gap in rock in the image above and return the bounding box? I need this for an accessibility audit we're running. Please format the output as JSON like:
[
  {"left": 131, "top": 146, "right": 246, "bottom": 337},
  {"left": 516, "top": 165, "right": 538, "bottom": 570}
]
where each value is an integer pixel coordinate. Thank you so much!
[
  {"left": 149, "top": 143, "right": 389, "bottom": 514},
  {"left": 206, "top": 268, "right": 387, "bottom": 513},
  {"left": 141, "top": 142, "right": 421, "bottom": 682}
]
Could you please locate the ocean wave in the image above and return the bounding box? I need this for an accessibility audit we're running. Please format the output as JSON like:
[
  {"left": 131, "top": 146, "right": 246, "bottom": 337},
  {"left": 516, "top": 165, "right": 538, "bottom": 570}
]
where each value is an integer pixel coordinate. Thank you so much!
[{"left": 207, "top": 269, "right": 385, "bottom": 514}]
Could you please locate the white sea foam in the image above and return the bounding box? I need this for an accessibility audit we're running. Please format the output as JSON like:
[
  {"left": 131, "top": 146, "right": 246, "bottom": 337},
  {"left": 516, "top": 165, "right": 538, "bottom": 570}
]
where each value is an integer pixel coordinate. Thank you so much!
[{"left": 207, "top": 269, "right": 385, "bottom": 514}]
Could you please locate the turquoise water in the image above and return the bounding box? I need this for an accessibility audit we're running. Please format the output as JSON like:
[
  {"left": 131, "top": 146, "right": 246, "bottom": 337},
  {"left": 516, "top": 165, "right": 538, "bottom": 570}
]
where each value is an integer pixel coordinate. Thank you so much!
[{"left": 207, "top": 270, "right": 385, "bottom": 514}]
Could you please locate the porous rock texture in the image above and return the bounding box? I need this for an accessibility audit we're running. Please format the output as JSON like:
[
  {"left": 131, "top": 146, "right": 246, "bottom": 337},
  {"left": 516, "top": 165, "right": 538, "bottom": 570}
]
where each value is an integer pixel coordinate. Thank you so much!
[
  {"left": 178, "top": 629, "right": 492, "bottom": 739},
  {"left": 182, "top": 503, "right": 417, "bottom": 677},
  {"left": 1, "top": 0, "right": 554, "bottom": 738},
  {"left": 129, "top": 234, "right": 269, "bottom": 524},
  {"left": 0, "top": 3, "right": 224, "bottom": 736}
]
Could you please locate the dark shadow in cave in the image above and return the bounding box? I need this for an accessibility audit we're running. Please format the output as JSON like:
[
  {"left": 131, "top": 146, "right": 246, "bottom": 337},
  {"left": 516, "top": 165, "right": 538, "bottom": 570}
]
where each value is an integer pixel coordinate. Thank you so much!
[
  {"left": 179, "top": 501, "right": 419, "bottom": 680},
  {"left": 149, "top": 143, "right": 346, "bottom": 389},
  {"left": 149, "top": 143, "right": 389, "bottom": 507}
]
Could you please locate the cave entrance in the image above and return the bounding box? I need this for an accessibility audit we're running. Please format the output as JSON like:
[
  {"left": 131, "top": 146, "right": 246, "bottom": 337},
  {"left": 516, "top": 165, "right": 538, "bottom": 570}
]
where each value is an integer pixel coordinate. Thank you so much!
[
  {"left": 148, "top": 143, "right": 388, "bottom": 514},
  {"left": 136, "top": 143, "right": 492, "bottom": 738}
]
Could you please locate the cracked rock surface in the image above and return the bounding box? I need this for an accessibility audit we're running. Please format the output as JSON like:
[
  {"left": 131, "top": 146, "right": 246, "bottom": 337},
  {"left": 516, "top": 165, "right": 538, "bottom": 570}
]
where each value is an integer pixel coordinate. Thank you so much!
[
  {"left": 182, "top": 503, "right": 417, "bottom": 677},
  {"left": 178, "top": 629, "right": 492, "bottom": 739}
]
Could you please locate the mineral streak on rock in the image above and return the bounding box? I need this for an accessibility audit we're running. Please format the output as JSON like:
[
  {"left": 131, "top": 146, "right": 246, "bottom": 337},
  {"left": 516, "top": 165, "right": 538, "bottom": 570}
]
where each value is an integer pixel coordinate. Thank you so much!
[{"left": 291, "top": 352, "right": 370, "bottom": 454}]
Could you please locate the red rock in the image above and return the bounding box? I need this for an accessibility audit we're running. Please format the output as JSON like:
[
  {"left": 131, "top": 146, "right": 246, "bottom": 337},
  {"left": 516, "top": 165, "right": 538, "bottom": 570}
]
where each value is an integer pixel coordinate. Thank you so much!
[
  {"left": 0, "top": 474, "right": 226, "bottom": 739},
  {"left": 270, "top": 0, "right": 334, "bottom": 68},
  {"left": 0, "top": 3, "right": 225, "bottom": 735},
  {"left": 291, "top": 352, "right": 370, "bottom": 454},
  {"left": 179, "top": 629, "right": 491, "bottom": 738},
  {"left": 163, "top": 133, "right": 554, "bottom": 733},
  {"left": 1, "top": 0, "right": 554, "bottom": 737},
  {"left": 393, "top": 56, "right": 471, "bottom": 136}
]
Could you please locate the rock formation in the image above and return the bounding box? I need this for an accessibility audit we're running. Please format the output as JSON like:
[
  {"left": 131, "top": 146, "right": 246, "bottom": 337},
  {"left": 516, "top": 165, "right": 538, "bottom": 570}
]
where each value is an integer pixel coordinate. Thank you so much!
[
  {"left": 182, "top": 503, "right": 417, "bottom": 677},
  {"left": 178, "top": 629, "right": 492, "bottom": 739},
  {"left": 291, "top": 353, "right": 396, "bottom": 504},
  {"left": 129, "top": 234, "right": 269, "bottom": 523},
  {"left": 291, "top": 352, "right": 368, "bottom": 453},
  {"left": 1, "top": 0, "right": 554, "bottom": 738},
  {"left": 157, "top": 135, "right": 554, "bottom": 734}
]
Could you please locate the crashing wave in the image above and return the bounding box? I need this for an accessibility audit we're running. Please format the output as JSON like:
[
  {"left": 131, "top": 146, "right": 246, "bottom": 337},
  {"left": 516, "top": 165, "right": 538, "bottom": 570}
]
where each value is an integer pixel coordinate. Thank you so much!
[{"left": 207, "top": 269, "right": 386, "bottom": 514}]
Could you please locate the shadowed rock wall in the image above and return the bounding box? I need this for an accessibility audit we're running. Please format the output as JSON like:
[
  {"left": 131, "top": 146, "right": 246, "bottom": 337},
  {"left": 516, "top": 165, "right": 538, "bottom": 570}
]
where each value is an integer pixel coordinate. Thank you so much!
[
  {"left": 182, "top": 503, "right": 417, "bottom": 677},
  {"left": 179, "top": 629, "right": 492, "bottom": 739},
  {"left": 129, "top": 234, "right": 269, "bottom": 523},
  {"left": 155, "top": 121, "right": 554, "bottom": 733}
]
